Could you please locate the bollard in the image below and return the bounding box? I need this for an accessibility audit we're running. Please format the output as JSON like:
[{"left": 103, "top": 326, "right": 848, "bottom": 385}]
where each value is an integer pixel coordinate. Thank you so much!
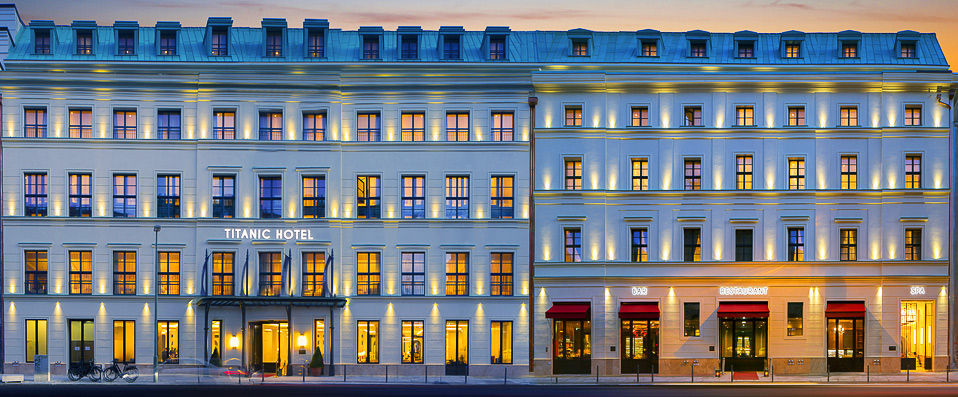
[
  {"left": 385, "top": 365, "right": 389, "bottom": 383},
  {"left": 948, "top": 364, "right": 951, "bottom": 383},
  {"left": 554, "top": 376, "right": 557, "bottom": 384},
  {"left": 690, "top": 363, "right": 694, "bottom": 383},
  {"left": 636, "top": 367, "right": 640, "bottom": 383},
  {"left": 730, "top": 364, "right": 734, "bottom": 383},
  {"left": 907, "top": 368, "right": 910, "bottom": 382},
  {"left": 827, "top": 363, "right": 830, "bottom": 383},
  {"left": 261, "top": 367, "right": 265, "bottom": 383},
  {"left": 651, "top": 364, "right": 654, "bottom": 383},
  {"left": 302, "top": 364, "right": 306, "bottom": 383},
  {"left": 504, "top": 367, "right": 508, "bottom": 385},
  {"left": 596, "top": 365, "right": 599, "bottom": 383},
  {"left": 866, "top": 364, "right": 869, "bottom": 383},
  {"left": 344, "top": 364, "right": 347, "bottom": 382},
  {"left": 770, "top": 362, "right": 774, "bottom": 382}
]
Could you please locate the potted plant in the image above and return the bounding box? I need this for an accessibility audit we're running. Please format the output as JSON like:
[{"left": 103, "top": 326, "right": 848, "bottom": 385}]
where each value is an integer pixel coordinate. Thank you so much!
[
  {"left": 308, "top": 349, "right": 324, "bottom": 376},
  {"left": 209, "top": 347, "right": 221, "bottom": 367}
]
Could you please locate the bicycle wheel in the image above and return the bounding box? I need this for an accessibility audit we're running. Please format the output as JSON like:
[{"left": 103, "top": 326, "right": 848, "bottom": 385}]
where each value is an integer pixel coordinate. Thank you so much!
[
  {"left": 67, "top": 367, "right": 80, "bottom": 382},
  {"left": 104, "top": 366, "right": 119, "bottom": 382},
  {"left": 123, "top": 366, "right": 139, "bottom": 383},
  {"left": 88, "top": 365, "right": 102, "bottom": 382}
]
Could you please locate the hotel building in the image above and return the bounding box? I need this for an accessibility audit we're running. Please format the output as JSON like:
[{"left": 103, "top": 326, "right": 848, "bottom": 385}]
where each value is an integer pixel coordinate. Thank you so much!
[{"left": 0, "top": 5, "right": 955, "bottom": 378}]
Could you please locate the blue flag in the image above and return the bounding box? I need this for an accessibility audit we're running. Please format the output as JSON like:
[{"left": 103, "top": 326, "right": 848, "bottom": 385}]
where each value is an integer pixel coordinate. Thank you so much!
[
  {"left": 281, "top": 250, "right": 291, "bottom": 296},
  {"left": 200, "top": 249, "right": 210, "bottom": 296},
  {"left": 241, "top": 250, "right": 250, "bottom": 296},
  {"left": 322, "top": 249, "right": 334, "bottom": 297}
]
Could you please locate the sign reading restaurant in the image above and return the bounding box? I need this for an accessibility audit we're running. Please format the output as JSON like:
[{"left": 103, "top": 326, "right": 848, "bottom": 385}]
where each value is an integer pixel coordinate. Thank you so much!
[
  {"left": 224, "top": 228, "right": 314, "bottom": 240},
  {"left": 719, "top": 286, "right": 768, "bottom": 296}
]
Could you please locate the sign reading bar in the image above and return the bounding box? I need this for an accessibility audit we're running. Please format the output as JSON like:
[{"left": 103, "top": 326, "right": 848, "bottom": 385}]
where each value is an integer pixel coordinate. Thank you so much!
[
  {"left": 224, "top": 228, "right": 314, "bottom": 241},
  {"left": 719, "top": 286, "right": 768, "bottom": 296},
  {"left": 631, "top": 287, "right": 648, "bottom": 296}
]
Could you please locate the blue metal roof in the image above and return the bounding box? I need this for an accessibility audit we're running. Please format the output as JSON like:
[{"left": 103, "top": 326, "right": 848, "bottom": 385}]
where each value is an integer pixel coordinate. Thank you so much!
[{"left": 8, "top": 22, "right": 948, "bottom": 67}]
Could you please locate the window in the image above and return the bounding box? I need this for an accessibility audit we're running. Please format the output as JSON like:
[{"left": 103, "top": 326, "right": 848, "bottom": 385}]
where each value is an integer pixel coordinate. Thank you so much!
[
  {"left": 400, "top": 112, "right": 425, "bottom": 141},
  {"left": 401, "top": 252, "right": 425, "bottom": 296},
  {"left": 113, "top": 110, "right": 137, "bottom": 139},
  {"left": 26, "top": 319, "right": 47, "bottom": 363},
  {"left": 571, "top": 39, "right": 588, "bottom": 56},
  {"left": 401, "top": 35, "right": 418, "bottom": 59},
  {"left": 69, "top": 251, "right": 93, "bottom": 295},
  {"left": 490, "top": 252, "right": 513, "bottom": 296},
  {"left": 213, "top": 110, "right": 235, "bottom": 139},
  {"left": 157, "top": 110, "right": 181, "bottom": 140},
  {"left": 565, "top": 106, "right": 582, "bottom": 127},
  {"left": 443, "top": 35, "right": 461, "bottom": 59},
  {"left": 113, "top": 174, "right": 136, "bottom": 218},
  {"left": 735, "top": 229, "right": 753, "bottom": 261},
  {"left": 24, "top": 250, "right": 47, "bottom": 295},
  {"left": 491, "top": 321, "right": 513, "bottom": 364},
  {"left": 735, "top": 106, "right": 754, "bottom": 126},
  {"left": 357, "top": 252, "right": 381, "bottom": 296},
  {"left": 265, "top": 29, "right": 283, "bottom": 57},
  {"left": 787, "top": 227, "right": 805, "bottom": 261},
  {"left": 689, "top": 41, "right": 706, "bottom": 57},
  {"left": 211, "top": 252, "right": 234, "bottom": 296},
  {"left": 357, "top": 320, "right": 380, "bottom": 363},
  {"left": 737, "top": 41, "right": 754, "bottom": 58},
  {"left": 445, "top": 252, "right": 469, "bottom": 296},
  {"left": 157, "top": 174, "right": 181, "bottom": 218},
  {"left": 684, "top": 302, "right": 700, "bottom": 337},
  {"left": 839, "top": 106, "right": 858, "bottom": 127},
  {"left": 211, "top": 28, "right": 228, "bottom": 56},
  {"left": 302, "top": 252, "right": 325, "bottom": 297},
  {"left": 736, "top": 155, "right": 753, "bottom": 190},
  {"left": 68, "top": 173, "right": 92, "bottom": 217},
  {"left": 362, "top": 36, "right": 379, "bottom": 59},
  {"left": 564, "top": 228, "right": 582, "bottom": 262},
  {"left": 904, "top": 228, "right": 922, "bottom": 261},
  {"left": 113, "top": 320, "right": 135, "bottom": 363},
  {"left": 904, "top": 105, "right": 922, "bottom": 126},
  {"left": 491, "top": 112, "right": 514, "bottom": 141},
  {"left": 212, "top": 175, "right": 235, "bottom": 218},
  {"left": 356, "top": 113, "right": 381, "bottom": 141},
  {"left": 307, "top": 29, "right": 324, "bottom": 58},
  {"left": 210, "top": 320, "right": 223, "bottom": 360},
  {"left": 841, "top": 41, "right": 857, "bottom": 58},
  {"left": 158, "top": 252, "right": 180, "bottom": 295},
  {"left": 631, "top": 106, "right": 649, "bottom": 127},
  {"left": 631, "top": 228, "right": 648, "bottom": 262},
  {"left": 357, "top": 175, "right": 381, "bottom": 219},
  {"left": 631, "top": 159, "right": 649, "bottom": 191},
  {"left": 158, "top": 321, "right": 179, "bottom": 364},
  {"left": 314, "top": 320, "right": 325, "bottom": 357},
  {"left": 841, "top": 155, "right": 857, "bottom": 190},
  {"left": 24, "top": 173, "right": 47, "bottom": 217},
  {"left": 565, "top": 159, "right": 582, "bottom": 190},
  {"left": 445, "top": 176, "right": 469, "bottom": 219},
  {"left": 788, "top": 158, "right": 805, "bottom": 190},
  {"left": 683, "top": 228, "right": 701, "bottom": 262},
  {"left": 787, "top": 106, "right": 806, "bottom": 126},
  {"left": 446, "top": 112, "right": 469, "bottom": 141},
  {"left": 784, "top": 41, "right": 801, "bottom": 58},
  {"left": 401, "top": 175, "right": 425, "bottom": 219},
  {"left": 401, "top": 320, "right": 424, "bottom": 364},
  {"left": 258, "top": 252, "right": 282, "bottom": 297},
  {"left": 303, "top": 113, "right": 326, "bottom": 141},
  {"left": 490, "top": 176, "right": 514, "bottom": 219},
  {"left": 840, "top": 229, "right": 858, "bottom": 261},
  {"left": 117, "top": 30, "right": 135, "bottom": 55},
  {"left": 113, "top": 251, "right": 136, "bottom": 295},
  {"left": 641, "top": 40, "right": 657, "bottom": 56},
  {"left": 900, "top": 42, "right": 916, "bottom": 58},
  {"left": 69, "top": 109, "right": 93, "bottom": 138},
  {"left": 684, "top": 106, "right": 702, "bottom": 126},
  {"left": 259, "top": 112, "right": 283, "bottom": 141},
  {"left": 553, "top": 319, "right": 590, "bottom": 362},
  {"left": 446, "top": 320, "right": 469, "bottom": 367},
  {"left": 684, "top": 159, "right": 701, "bottom": 190},
  {"left": 259, "top": 176, "right": 282, "bottom": 219},
  {"left": 34, "top": 29, "right": 51, "bottom": 54},
  {"left": 159, "top": 30, "right": 176, "bottom": 55},
  {"left": 905, "top": 154, "right": 921, "bottom": 189},
  {"left": 302, "top": 176, "right": 325, "bottom": 219},
  {"left": 489, "top": 36, "right": 506, "bottom": 59},
  {"left": 24, "top": 108, "right": 47, "bottom": 138},
  {"left": 787, "top": 302, "right": 803, "bottom": 336}
]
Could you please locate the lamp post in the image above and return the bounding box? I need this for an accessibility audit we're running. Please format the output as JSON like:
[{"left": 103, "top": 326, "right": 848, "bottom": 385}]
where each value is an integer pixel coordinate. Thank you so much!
[{"left": 153, "top": 225, "right": 161, "bottom": 383}]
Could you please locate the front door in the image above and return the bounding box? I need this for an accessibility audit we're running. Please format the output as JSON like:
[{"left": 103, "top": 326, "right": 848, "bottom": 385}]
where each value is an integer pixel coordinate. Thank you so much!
[
  {"left": 250, "top": 321, "right": 288, "bottom": 374},
  {"left": 900, "top": 301, "right": 934, "bottom": 371},
  {"left": 621, "top": 319, "right": 658, "bottom": 373},
  {"left": 827, "top": 317, "right": 864, "bottom": 372},
  {"left": 720, "top": 319, "right": 768, "bottom": 371},
  {"left": 69, "top": 319, "right": 94, "bottom": 368},
  {"left": 445, "top": 320, "right": 468, "bottom": 376},
  {"left": 553, "top": 319, "right": 591, "bottom": 374}
]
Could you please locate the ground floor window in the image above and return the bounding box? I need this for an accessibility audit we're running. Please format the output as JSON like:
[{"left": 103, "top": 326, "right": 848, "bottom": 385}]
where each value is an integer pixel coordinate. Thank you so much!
[
  {"left": 113, "top": 320, "right": 135, "bottom": 363},
  {"left": 26, "top": 319, "right": 47, "bottom": 363},
  {"left": 357, "top": 320, "right": 379, "bottom": 364},
  {"left": 69, "top": 319, "right": 94, "bottom": 366},
  {"left": 553, "top": 319, "right": 591, "bottom": 374},
  {"left": 158, "top": 320, "right": 179, "bottom": 364},
  {"left": 445, "top": 320, "right": 469, "bottom": 375},
  {"left": 210, "top": 320, "right": 222, "bottom": 363},
  {"left": 490, "top": 321, "right": 512, "bottom": 364},
  {"left": 827, "top": 318, "right": 863, "bottom": 359},
  {"left": 402, "top": 320, "right": 424, "bottom": 364},
  {"left": 314, "top": 319, "right": 325, "bottom": 357},
  {"left": 621, "top": 319, "right": 658, "bottom": 373}
]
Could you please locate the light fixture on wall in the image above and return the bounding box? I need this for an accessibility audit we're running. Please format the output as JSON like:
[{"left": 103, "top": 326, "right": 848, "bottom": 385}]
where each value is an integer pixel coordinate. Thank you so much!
[
  {"left": 297, "top": 334, "right": 308, "bottom": 354},
  {"left": 229, "top": 335, "right": 240, "bottom": 349}
]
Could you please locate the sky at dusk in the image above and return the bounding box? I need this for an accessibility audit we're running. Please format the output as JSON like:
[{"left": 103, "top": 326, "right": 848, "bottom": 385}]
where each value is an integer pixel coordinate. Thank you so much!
[{"left": 14, "top": 0, "right": 958, "bottom": 65}]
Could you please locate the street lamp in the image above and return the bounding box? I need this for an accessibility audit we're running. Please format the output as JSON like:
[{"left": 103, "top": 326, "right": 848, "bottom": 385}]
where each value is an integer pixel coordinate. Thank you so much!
[{"left": 153, "top": 225, "right": 161, "bottom": 383}]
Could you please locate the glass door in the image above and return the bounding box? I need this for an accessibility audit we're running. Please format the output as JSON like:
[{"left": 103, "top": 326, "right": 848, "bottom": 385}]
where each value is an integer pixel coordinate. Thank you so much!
[
  {"left": 827, "top": 317, "right": 864, "bottom": 372},
  {"left": 251, "top": 321, "right": 288, "bottom": 374},
  {"left": 553, "top": 319, "right": 591, "bottom": 374},
  {"left": 621, "top": 319, "right": 658, "bottom": 373},
  {"left": 720, "top": 319, "right": 767, "bottom": 371},
  {"left": 69, "top": 319, "right": 94, "bottom": 367},
  {"left": 445, "top": 320, "right": 469, "bottom": 375},
  {"left": 901, "top": 301, "right": 933, "bottom": 371}
]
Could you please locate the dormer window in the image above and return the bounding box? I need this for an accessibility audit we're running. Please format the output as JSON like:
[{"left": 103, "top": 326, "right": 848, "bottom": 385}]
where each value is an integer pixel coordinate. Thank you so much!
[
  {"left": 266, "top": 29, "right": 283, "bottom": 57},
  {"left": 362, "top": 36, "right": 379, "bottom": 59},
  {"left": 401, "top": 35, "right": 418, "bottom": 59},
  {"left": 211, "top": 28, "right": 228, "bottom": 56},
  {"left": 76, "top": 30, "right": 93, "bottom": 55},
  {"left": 34, "top": 29, "right": 51, "bottom": 54},
  {"left": 571, "top": 39, "right": 588, "bottom": 56},
  {"left": 737, "top": 41, "right": 754, "bottom": 58},
  {"left": 307, "top": 29, "right": 324, "bottom": 58},
  {"left": 689, "top": 41, "right": 706, "bottom": 57},
  {"left": 443, "top": 35, "right": 460, "bottom": 59},
  {"left": 159, "top": 30, "right": 176, "bottom": 55},
  {"left": 784, "top": 41, "right": 801, "bottom": 58},
  {"left": 489, "top": 36, "right": 506, "bottom": 60},
  {"left": 641, "top": 40, "right": 657, "bottom": 56},
  {"left": 900, "top": 42, "right": 916, "bottom": 58},
  {"left": 841, "top": 41, "right": 857, "bottom": 58},
  {"left": 117, "top": 30, "right": 135, "bottom": 55}
]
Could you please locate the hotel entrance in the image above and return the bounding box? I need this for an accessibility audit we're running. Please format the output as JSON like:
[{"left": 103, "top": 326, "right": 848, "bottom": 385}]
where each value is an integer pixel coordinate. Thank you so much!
[
  {"left": 250, "top": 321, "right": 289, "bottom": 374},
  {"left": 717, "top": 302, "right": 769, "bottom": 372},
  {"left": 900, "top": 301, "right": 934, "bottom": 371}
]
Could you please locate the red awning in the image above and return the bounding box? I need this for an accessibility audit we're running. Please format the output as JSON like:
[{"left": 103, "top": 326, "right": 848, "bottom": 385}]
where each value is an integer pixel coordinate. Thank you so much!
[
  {"left": 619, "top": 302, "right": 660, "bottom": 320},
  {"left": 545, "top": 302, "right": 591, "bottom": 320},
  {"left": 717, "top": 302, "right": 770, "bottom": 318},
  {"left": 825, "top": 302, "right": 866, "bottom": 318}
]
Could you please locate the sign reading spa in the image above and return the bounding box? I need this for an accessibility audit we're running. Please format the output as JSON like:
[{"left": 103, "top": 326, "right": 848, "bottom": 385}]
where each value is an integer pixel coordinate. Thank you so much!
[{"left": 224, "top": 228, "right": 314, "bottom": 241}]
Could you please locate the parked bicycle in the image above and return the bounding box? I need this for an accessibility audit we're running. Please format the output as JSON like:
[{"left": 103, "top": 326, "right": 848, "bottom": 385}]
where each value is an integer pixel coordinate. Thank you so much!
[
  {"left": 68, "top": 360, "right": 102, "bottom": 382},
  {"left": 103, "top": 360, "right": 138, "bottom": 383}
]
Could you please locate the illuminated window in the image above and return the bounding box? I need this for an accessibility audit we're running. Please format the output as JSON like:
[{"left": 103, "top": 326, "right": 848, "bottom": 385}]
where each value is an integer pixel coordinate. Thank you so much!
[
  {"left": 904, "top": 154, "right": 921, "bottom": 189},
  {"left": 571, "top": 39, "right": 588, "bottom": 56},
  {"left": 158, "top": 320, "right": 179, "bottom": 364},
  {"left": 490, "top": 175, "right": 514, "bottom": 219},
  {"left": 631, "top": 106, "right": 649, "bottom": 127},
  {"left": 400, "top": 35, "right": 418, "bottom": 59},
  {"left": 259, "top": 176, "right": 282, "bottom": 219},
  {"left": 69, "top": 108, "right": 93, "bottom": 138},
  {"left": 258, "top": 111, "right": 283, "bottom": 141},
  {"left": 641, "top": 40, "right": 657, "bottom": 56},
  {"left": 565, "top": 106, "right": 582, "bottom": 127},
  {"left": 735, "top": 229, "right": 753, "bottom": 261},
  {"left": 489, "top": 36, "right": 506, "bottom": 59},
  {"left": 787, "top": 302, "right": 803, "bottom": 336},
  {"left": 211, "top": 28, "right": 228, "bottom": 56},
  {"left": 113, "top": 320, "right": 135, "bottom": 363},
  {"left": 117, "top": 30, "right": 135, "bottom": 55},
  {"left": 213, "top": 110, "right": 235, "bottom": 139},
  {"left": 565, "top": 159, "right": 582, "bottom": 190},
  {"left": 904, "top": 105, "right": 922, "bottom": 126},
  {"left": 24, "top": 250, "right": 47, "bottom": 295},
  {"left": 210, "top": 320, "right": 222, "bottom": 360},
  {"left": 683, "top": 302, "right": 700, "bottom": 337},
  {"left": 113, "top": 251, "right": 136, "bottom": 295},
  {"left": 401, "top": 175, "right": 425, "bottom": 219},
  {"left": 357, "top": 252, "right": 381, "bottom": 296},
  {"left": 402, "top": 320, "right": 424, "bottom": 364},
  {"left": 258, "top": 252, "right": 282, "bottom": 296},
  {"left": 631, "top": 228, "right": 648, "bottom": 262},
  {"left": 302, "top": 176, "right": 325, "bottom": 219},
  {"left": 684, "top": 106, "right": 702, "bottom": 126},
  {"left": 157, "top": 110, "right": 181, "bottom": 140},
  {"left": 157, "top": 174, "right": 181, "bottom": 218},
  {"left": 841, "top": 41, "right": 857, "bottom": 58},
  {"left": 314, "top": 319, "right": 325, "bottom": 357},
  {"left": 445, "top": 252, "right": 469, "bottom": 296},
  {"left": 631, "top": 158, "right": 649, "bottom": 191},
  {"left": 788, "top": 158, "right": 805, "bottom": 190},
  {"left": 564, "top": 228, "right": 581, "bottom": 262},
  {"left": 689, "top": 41, "right": 706, "bottom": 57},
  {"left": 26, "top": 319, "right": 47, "bottom": 363},
  {"left": 357, "top": 175, "right": 381, "bottom": 219},
  {"left": 684, "top": 158, "right": 701, "bottom": 190},
  {"left": 737, "top": 41, "right": 754, "bottom": 58},
  {"left": 401, "top": 252, "right": 425, "bottom": 296},
  {"left": 265, "top": 29, "right": 283, "bottom": 57},
  {"left": 357, "top": 320, "right": 379, "bottom": 364},
  {"left": 357, "top": 113, "right": 380, "bottom": 141},
  {"left": 24, "top": 173, "right": 48, "bottom": 216},
  {"left": 904, "top": 228, "right": 922, "bottom": 260},
  {"left": 490, "top": 252, "right": 513, "bottom": 296},
  {"left": 24, "top": 108, "right": 47, "bottom": 138},
  {"left": 735, "top": 106, "right": 754, "bottom": 126},
  {"left": 401, "top": 112, "right": 425, "bottom": 141},
  {"left": 446, "top": 112, "right": 469, "bottom": 141},
  {"left": 443, "top": 35, "right": 460, "bottom": 59},
  {"left": 212, "top": 175, "right": 235, "bottom": 218},
  {"left": 159, "top": 30, "right": 176, "bottom": 55},
  {"left": 736, "top": 155, "right": 752, "bottom": 190},
  {"left": 158, "top": 251, "right": 180, "bottom": 295},
  {"left": 491, "top": 321, "right": 513, "bottom": 364},
  {"left": 307, "top": 29, "right": 324, "bottom": 58},
  {"left": 445, "top": 320, "right": 469, "bottom": 367},
  {"left": 303, "top": 112, "right": 325, "bottom": 141},
  {"left": 784, "top": 41, "right": 801, "bottom": 58},
  {"left": 34, "top": 29, "right": 51, "bottom": 54},
  {"left": 900, "top": 42, "right": 916, "bottom": 58},
  {"left": 491, "top": 112, "right": 514, "bottom": 141},
  {"left": 787, "top": 227, "right": 805, "bottom": 261},
  {"left": 301, "top": 252, "right": 325, "bottom": 297},
  {"left": 840, "top": 229, "right": 858, "bottom": 261},
  {"left": 553, "top": 319, "right": 590, "bottom": 361},
  {"left": 839, "top": 106, "right": 858, "bottom": 127},
  {"left": 840, "top": 155, "right": 857, "bottom": 189},
  {"left": 69, "top": 173, "right": 92, "bottom": 217},
  {"left": 211, "top": 252, "right": 234, "bottom": 296},
  {"left": 445, "top": 176, "right": 469, "bottom": 219},
  {"left": 362, "top": 35, "right": 379, "bottom": 59},
  {"left": 69, "top": 251, "right": 93, "bottom": 295},
  {"left": 787, "top": 106, "right": 805, "bottom": 126},
  {"left": 113, "top": 174, "right": 136, "bottom": 218},
  {"left": 113, "top": 110, "right": 137, "bottom": 139},
  {"left": 683, "top": 228, "right": 701, "bottom": 262}
]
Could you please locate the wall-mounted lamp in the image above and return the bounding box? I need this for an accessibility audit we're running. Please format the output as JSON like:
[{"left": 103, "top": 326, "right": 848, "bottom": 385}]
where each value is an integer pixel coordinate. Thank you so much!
[
  {"left": 297, "top": 334, "right": 308, "bottom": 354},
  {"left": 228, "top": 335, "right": 240, "bottom": 350}
]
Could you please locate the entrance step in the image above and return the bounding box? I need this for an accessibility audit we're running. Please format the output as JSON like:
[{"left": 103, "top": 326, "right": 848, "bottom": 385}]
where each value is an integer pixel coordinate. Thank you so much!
[{"left": 732, "top": 371, "right": 759, "bottom": 381}]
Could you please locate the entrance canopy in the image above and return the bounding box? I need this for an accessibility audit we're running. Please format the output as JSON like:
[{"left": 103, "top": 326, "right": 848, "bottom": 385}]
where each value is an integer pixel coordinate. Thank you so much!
[
  {"left": 717, "top": 302, "right": 769, "bottom": 318},
  {"left": 545, "top": 302, "right": 591, "bottom": 320},
  {"left": 619, "top": 302, "right": 660, "bottom": 320},
  {"left": 196, "top": 296, "right": 347, "bottom": 308},
  {"left": 825, "top": 301, "right": 866, "bottom": 318}
]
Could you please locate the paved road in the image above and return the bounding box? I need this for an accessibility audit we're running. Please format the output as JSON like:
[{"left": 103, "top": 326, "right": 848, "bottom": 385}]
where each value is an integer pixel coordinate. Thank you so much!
[{"left": 0, "top": 383, "right": 957, "bottom": 397}]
